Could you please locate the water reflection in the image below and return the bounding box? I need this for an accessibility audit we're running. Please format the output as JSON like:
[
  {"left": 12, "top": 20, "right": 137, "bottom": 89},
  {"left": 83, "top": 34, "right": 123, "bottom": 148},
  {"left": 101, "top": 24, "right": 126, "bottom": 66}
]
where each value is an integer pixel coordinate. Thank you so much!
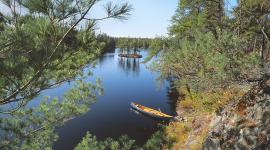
[
  {"left": 2, "top": 49, "right": 180, "bottom": 150},
  {"left": 117, "top": 57, "right": 140, "bottom": 76},
  {"left": 53, "top": 49, "right": 180, "bottom": 150},
  {"left": 98, "top": 53, "right": 115, "bottom": 67},
  {"left": 129, "top": 107, "right": 172, "bottom": 124},
  {"left": 166, "top": 81, "right": 179, "bottom": 115}
]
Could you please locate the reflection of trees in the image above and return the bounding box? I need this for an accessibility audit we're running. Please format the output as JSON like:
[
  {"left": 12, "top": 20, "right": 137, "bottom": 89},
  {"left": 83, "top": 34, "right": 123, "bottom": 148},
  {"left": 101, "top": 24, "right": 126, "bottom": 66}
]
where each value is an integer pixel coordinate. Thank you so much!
[
  {"left": 118, "top": 57, "right": 140, "bottom": 76},
  {"left": 98, "top": 53, "right": 115, "bottom": 66},
  {"left": 166, "top": 81, "right": 179, "bottom": 115}
]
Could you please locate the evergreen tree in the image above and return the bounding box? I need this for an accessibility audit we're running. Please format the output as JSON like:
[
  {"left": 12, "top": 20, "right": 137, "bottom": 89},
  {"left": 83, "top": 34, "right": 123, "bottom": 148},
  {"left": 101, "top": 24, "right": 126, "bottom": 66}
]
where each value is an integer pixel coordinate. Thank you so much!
[
  {"left": 233, "top": 0, "right": 270, "bottom": 73},
  {"left": 0, "top": 0, "right": 132, "bottom": 148},
  {"left": 149, "top": 0, "right": 262, "bottom": 90},
  {"left": 205, "top": 0, "right": 225, "bottom": 37},
  {"left": 170, "top": 0, "right": 207, "bottom": 38}
]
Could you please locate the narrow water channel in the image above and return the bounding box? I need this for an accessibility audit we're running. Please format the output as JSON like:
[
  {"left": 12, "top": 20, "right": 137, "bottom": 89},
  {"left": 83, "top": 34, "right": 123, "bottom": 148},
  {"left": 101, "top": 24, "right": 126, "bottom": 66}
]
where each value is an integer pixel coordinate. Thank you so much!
[{"left": 39, "top": 49, "right": 178, "bottom": 150}]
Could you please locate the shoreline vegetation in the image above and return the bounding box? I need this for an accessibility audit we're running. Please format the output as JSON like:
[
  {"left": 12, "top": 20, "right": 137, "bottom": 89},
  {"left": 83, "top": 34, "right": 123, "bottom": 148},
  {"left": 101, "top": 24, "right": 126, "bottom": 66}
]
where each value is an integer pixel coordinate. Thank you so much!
[
  {"left": 1, "top": 0, "right": 270, "bottom": 149},
  {"left": 143, "top": 0, "right": 270, "bottom": 149},
  {"left": 116, "top": 37, "right": 151, "bottom": 58}
]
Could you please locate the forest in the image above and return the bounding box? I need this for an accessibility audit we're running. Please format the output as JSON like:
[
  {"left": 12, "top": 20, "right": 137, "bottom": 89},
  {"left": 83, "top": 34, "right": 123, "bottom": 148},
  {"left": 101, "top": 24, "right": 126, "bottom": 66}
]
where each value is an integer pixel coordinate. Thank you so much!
[{"left": 0, "top": 0, "right": 270, "bottom": 150}]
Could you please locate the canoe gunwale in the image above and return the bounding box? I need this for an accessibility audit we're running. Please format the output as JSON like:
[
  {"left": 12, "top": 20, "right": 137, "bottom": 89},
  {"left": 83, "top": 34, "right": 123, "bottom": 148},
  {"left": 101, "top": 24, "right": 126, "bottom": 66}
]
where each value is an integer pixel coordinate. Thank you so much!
[{"left": 130, "top": 102, "right": 173, "bottom": 119}]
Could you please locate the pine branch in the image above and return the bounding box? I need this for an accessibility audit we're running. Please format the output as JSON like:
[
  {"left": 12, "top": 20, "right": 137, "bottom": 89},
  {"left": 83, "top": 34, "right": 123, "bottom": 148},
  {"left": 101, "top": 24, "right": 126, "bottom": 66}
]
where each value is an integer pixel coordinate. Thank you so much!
[{"left": 0, "top": 0, "right": 98, "bottom": 104}]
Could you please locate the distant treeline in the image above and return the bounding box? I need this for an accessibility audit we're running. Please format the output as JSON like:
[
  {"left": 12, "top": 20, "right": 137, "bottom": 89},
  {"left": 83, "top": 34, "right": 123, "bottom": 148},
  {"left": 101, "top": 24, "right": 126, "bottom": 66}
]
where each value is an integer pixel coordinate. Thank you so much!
[
  {"left": 116, "top": 37, "right": 152, "bottom": 50},
  {"left": 96, "top": 34, "right": 116, "bottom": 53},
  {"left": 97, "top": 35, "right": 152, "bottom": 54}
]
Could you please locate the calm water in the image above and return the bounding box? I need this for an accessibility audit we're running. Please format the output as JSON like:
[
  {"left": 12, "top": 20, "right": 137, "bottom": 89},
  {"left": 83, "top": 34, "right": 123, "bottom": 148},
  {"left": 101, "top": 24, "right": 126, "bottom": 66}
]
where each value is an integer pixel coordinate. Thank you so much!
[{"left": 35, "top": 49, "right": 177, "bottom": 150}]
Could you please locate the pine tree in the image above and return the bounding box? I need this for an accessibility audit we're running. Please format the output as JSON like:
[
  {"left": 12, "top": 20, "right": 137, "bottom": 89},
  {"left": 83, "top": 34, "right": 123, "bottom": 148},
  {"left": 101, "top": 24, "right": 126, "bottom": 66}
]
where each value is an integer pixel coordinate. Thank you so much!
[
  {"left": 170, "top": 0, "right": 207, "bottom": 38},
  {"left": 205, "top": 0, "right": 225, "bottom": 38},
  {"left": 233, "top": 0, "right": 270, "bottom": 73},
  {"left": 0, "top": 0, "right": 132, "bottom": 148}
]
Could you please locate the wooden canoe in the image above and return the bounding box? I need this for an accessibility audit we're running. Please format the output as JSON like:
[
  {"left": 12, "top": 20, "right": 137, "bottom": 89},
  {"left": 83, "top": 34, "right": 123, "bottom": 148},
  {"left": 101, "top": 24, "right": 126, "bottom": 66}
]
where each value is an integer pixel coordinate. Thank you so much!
[{"left": 130, "top": 102, "right": 173, "bottom": 119}]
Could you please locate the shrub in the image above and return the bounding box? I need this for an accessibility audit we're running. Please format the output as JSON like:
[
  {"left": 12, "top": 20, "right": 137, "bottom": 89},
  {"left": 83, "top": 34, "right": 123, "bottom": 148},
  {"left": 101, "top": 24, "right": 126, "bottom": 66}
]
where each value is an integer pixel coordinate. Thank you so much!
[
  {"left": 75, "top": 129, "right": 173, "bottom": 150},
  {"left": 153, "top": 30, "right": 261, "bottom": 91}
]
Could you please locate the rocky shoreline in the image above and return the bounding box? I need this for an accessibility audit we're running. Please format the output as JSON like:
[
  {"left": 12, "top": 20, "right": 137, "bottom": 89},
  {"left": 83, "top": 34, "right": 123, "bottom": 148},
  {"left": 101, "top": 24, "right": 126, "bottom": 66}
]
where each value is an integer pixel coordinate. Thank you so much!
[
  {"left": 169, "top": 80, "right": 270, "bottom": 149},
  {"left": 203, "top": 82, "right": 270, "bottom": 149}
]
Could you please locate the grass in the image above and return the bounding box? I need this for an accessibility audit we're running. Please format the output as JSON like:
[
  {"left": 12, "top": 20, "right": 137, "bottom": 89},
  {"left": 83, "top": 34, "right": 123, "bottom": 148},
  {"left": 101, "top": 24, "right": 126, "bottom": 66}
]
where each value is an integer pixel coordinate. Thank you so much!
[
  {"left": 179, "top": 87, "right": 245, "bottom": 113},
  {"left": 165, "top": 122, "right": 190, "bottom": 149},
  {"left": 165, "top": 86, "right": 245, "bottom": 150}
]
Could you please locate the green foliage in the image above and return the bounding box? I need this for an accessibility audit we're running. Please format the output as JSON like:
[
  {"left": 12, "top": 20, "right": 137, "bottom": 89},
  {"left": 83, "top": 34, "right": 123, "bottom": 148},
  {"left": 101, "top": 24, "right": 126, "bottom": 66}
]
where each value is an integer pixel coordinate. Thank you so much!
[
  {"left": 170, "top": 0, "right": 225, "bottom": 38},
  {"left": 104, "top": 1, "right": 133, "bottom": 20},
  {"left": 140, "top": 130, "right": 173, "bottom": 150},
  {"left": 148, "top": 0, "right": 264, "bottom": 92},
  {"left": 116, "top": 37, "right": 151, "bottom": 55},
  {"left": 143, "top": 37, "right": 168, "bottom": 63},
  {"left": 97, "top": 34, "right": 116, "bottom": 53},
  {"left": 0, "top": 0, "right": 132, "bottom": 105},
  {"left": 157, "top": 30, "right": 261, "bottom": 90},
  {"left": 0, "top": 0, "right": 132, "bottom": 149},
  {"left": 0, "top": 12, "right": 5, "bottom": 31},
  {"left": 116, "top": 37, "right": 151, "bottom": 50},
  {"left": 0, "top": 80, "right": 100, "bottom": 149},
  {"left": 75, "top": 129, "right": 172, "bottom": 150},
  {"left": 232, "top": 0, "right": 270, "bottom": 61},
  {"left": 170, "top": 11, "right": 206, "bottom": 38},
  {"left": 146, "top": 0, "right": 267, "bottom": 149},
  {"left": 75, "top": 133, "right": 135, "bottom": 150}
]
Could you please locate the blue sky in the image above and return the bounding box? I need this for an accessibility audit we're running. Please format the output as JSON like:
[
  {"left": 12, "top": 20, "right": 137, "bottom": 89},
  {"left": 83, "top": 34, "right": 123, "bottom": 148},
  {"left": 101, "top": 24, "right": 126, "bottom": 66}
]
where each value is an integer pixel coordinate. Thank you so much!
[
  {"left": 0, "top": 0, "right": 238, "bottom": 38},
  {"left": 0, "top": 0, "right": 179, "bottom": 38},
  {"left": 90, "top": 0, "right": 179, "bottom": 38},
  {"left": 89, "top": 0, "right": 238, "bottom": 38}
]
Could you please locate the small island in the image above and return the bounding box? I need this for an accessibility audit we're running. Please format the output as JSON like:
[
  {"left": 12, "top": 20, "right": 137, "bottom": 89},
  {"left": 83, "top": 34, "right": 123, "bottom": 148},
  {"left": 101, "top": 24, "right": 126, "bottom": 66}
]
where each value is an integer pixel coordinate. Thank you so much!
[
  {"left": 116, "top": 37, "right": 151, "bottom": 58},
  {"left": 118, "top": 53, "right": 142, "bottom": 58}
]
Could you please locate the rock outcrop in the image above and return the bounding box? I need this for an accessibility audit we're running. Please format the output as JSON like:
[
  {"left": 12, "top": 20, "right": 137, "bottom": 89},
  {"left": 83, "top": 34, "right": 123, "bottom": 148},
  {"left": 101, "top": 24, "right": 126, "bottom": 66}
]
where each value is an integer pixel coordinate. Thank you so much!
[{"left": 203, "top": 83, "right": 270, "bottom": 150}]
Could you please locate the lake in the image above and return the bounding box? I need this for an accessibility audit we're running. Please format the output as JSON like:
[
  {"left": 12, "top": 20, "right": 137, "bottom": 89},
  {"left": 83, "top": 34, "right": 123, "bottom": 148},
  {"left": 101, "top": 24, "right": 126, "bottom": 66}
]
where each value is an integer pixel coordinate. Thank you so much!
[{"left": 40, "top": 49, "right": 178, "bottom": 150}]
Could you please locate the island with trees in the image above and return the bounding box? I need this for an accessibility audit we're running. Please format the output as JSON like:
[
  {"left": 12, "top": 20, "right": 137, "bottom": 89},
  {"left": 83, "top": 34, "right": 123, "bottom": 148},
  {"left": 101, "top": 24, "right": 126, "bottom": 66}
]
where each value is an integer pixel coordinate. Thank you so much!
[{"left": 0, "top": 0, "right": 270, "bottom": 150}]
